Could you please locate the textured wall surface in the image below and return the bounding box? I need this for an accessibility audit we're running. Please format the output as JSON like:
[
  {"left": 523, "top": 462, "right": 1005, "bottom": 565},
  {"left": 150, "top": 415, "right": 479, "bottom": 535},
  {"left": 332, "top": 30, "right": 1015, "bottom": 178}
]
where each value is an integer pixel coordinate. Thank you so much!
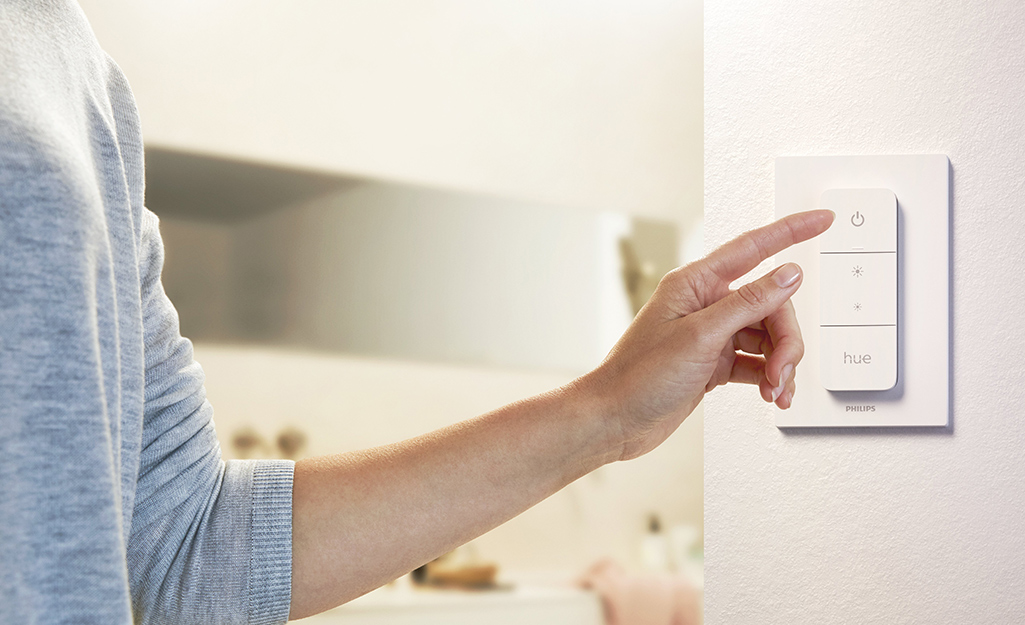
[{"left": 705, "top": 2, "right": 1025, "bottom": 623}]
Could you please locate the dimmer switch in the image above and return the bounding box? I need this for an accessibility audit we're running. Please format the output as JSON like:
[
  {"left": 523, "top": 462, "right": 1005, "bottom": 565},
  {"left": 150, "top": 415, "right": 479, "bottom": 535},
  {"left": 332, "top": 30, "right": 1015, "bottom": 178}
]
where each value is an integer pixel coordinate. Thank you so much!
[
  {"left": 818, "top": 188, "right": 897, "bottom": 391},
  {"left": 775, "top": 154, "right": 949, "bottom": 427}
]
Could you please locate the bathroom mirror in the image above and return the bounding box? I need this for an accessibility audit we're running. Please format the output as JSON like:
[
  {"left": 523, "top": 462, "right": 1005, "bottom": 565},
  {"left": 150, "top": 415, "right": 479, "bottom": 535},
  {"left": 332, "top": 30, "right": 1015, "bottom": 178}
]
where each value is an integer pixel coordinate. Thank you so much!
[{"left": 148, "top": 146, "right": 682, "bottom": 374}]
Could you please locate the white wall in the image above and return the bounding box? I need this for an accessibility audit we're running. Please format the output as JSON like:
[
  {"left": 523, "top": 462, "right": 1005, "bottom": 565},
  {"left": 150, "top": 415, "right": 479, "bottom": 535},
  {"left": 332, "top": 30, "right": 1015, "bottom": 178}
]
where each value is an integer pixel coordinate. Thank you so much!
[
  {"left": 78, "top": 0, "right": 701, "bottom": 224},
  {"left": 706, "top": 2, "right": 1025, "bottom": 623}
]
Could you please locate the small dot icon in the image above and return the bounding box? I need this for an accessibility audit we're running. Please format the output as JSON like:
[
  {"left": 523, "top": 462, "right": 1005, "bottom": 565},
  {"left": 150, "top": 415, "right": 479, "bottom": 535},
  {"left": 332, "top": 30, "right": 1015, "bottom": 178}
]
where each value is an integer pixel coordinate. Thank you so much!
[
  {"left": 852, "top": 265, "right": 864, "bottom": 278},
  {"left": 853, "top": 303, "right": 862, "bottom": 312}
]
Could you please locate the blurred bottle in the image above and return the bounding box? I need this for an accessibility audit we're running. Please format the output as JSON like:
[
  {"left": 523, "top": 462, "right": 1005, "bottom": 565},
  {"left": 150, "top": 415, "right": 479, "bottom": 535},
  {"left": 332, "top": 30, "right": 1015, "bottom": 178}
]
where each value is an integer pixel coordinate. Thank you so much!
[{"left": 640, "top": 514, "right": 670, "bottom": 572}]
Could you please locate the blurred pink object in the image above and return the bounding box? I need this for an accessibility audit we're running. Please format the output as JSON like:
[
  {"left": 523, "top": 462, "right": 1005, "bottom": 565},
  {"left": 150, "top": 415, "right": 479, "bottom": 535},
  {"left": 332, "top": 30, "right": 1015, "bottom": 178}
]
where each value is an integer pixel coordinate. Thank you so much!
[{"left": 580, "top": 560, "right": 701, "bottom": 625}]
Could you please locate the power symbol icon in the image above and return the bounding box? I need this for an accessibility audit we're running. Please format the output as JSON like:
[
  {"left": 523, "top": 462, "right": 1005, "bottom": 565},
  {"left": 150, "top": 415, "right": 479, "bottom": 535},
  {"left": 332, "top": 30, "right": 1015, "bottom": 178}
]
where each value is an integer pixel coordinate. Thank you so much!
[{"left": 851, "top": 211, "right": 865, "bottom": 227}]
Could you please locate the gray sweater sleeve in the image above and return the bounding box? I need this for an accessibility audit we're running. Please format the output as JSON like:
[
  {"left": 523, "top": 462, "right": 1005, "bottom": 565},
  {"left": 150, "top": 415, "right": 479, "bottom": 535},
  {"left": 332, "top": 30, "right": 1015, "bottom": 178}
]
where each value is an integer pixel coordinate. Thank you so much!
[
  {"left": 126, "top": 210, "right": 294, "bottom": 625},
  {"left": 0, "top": 3, "right": 294, "bottom": 622}
]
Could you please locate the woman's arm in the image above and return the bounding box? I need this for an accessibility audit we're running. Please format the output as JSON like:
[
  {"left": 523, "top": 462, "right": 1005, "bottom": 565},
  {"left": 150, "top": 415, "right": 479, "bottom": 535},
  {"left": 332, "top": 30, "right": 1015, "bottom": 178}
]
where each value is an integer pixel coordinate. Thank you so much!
[{"left": 289, "top": 209, "right": 835, "bottom": 619}]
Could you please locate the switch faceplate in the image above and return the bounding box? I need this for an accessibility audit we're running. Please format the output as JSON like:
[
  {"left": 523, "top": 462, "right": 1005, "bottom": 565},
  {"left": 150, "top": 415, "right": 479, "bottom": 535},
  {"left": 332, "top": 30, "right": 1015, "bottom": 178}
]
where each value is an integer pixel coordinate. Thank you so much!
[
  {"left": 774, "top": 155, "right": 950, "bottom": 428},
  {"left": 818, "top": 189, "right": 897, "bottom": 391}
]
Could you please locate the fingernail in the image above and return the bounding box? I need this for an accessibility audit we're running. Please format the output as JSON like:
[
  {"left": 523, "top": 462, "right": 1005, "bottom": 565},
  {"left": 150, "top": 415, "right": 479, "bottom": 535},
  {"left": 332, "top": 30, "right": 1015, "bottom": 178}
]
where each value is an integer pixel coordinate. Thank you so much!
[
  {"left": 785, "top": 390, "right": 794, "bottom": 407},
  {"left": 771, "top": 384, "right": 784, "bottom": 402},
  {"left": 779, "top": 364, "right": 793, "bottom": 388},
  {"left": 773, "top": 263, "right": 801, "bottom": 288}
]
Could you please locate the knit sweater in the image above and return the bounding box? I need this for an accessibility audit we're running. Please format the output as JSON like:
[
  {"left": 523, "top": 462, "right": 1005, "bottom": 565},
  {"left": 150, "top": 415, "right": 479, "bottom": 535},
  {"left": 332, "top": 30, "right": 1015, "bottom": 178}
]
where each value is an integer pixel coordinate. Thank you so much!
[{"left": 0, "top": 2, "right": 294, "bottom": 623}]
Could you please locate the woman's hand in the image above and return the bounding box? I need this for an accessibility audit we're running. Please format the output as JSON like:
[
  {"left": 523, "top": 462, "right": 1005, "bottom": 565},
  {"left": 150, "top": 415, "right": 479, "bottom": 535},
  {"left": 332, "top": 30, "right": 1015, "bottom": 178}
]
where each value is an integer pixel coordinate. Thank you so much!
[{"left": 582, "top": 210, "right": 835, "bottom": 461}]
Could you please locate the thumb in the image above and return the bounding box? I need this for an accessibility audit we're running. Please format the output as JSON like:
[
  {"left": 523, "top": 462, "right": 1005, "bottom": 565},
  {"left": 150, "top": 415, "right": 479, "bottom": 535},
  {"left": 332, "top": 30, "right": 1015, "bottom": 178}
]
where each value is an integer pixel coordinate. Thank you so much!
[{"left": 698, "top": 263, "right": 803, "bottom": 344}]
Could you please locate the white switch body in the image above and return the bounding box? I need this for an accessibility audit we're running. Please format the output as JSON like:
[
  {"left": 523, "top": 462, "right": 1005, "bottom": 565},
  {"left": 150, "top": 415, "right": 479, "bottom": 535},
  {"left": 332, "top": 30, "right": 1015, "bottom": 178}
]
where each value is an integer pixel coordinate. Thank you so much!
[
  {"left": 774, "top": 154, "right": 949, "bottom": 428},
  {"left": 818, "top": 188, "right": 897, "bottom": 391}
]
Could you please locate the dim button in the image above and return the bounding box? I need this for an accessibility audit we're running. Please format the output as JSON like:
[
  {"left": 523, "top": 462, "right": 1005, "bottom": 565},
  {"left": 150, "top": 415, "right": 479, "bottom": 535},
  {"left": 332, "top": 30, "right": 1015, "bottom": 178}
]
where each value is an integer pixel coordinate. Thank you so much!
[{"left": 820, "top": 326, "right": 897, "bottom": 391}]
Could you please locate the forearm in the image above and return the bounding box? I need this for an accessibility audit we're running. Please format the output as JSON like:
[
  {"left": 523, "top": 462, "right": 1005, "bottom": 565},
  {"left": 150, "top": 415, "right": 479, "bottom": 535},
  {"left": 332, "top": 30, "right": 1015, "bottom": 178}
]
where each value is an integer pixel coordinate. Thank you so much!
[{"left": 288, "top": 376, "right": 617, "bottom": 619}]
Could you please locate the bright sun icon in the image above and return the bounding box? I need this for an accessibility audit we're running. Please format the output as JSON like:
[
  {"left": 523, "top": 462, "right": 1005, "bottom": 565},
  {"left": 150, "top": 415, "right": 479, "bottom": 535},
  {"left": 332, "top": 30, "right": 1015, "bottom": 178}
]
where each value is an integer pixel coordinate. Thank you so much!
[
  {"left": 852, "top": 265, "right": 864, "bottom": 278},
  {"left": 853, "top": 303, "right": 862, "bottom": 311}
]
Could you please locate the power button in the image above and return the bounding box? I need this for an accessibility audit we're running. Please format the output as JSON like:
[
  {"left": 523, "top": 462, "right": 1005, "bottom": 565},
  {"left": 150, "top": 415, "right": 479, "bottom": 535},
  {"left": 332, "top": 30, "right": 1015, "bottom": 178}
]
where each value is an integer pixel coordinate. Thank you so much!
[{"left": 819, "top": 190, "right": 896, "bottom": 253}]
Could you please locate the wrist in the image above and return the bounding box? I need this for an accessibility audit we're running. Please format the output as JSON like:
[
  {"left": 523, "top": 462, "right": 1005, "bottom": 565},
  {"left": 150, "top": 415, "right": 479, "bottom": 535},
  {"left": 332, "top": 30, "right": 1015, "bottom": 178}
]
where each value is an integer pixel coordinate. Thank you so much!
[{"left": 562, "top": 367, "right": 625, "bottom": 467}]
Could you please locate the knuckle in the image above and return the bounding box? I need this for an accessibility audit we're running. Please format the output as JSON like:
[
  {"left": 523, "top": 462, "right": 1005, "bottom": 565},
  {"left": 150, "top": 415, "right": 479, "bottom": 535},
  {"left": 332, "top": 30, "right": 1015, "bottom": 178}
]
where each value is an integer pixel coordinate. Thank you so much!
[
  {"left": 659, "top": 264, "right": 702, "bottom": 294},
  {"left": 654, "top": 266, "right": 684, "bottom": 296},
  {"left": 653, "top": 264, "right": 712, "bottom": 314},
  {"left": 660, "top": 265, "right": 687, "bottom": 285},
  {"left": 794, "top": 338, "right": 806, "bottom": 362},
  {"left": 736, "top": 282, "right": 770, "bottom": 309}
]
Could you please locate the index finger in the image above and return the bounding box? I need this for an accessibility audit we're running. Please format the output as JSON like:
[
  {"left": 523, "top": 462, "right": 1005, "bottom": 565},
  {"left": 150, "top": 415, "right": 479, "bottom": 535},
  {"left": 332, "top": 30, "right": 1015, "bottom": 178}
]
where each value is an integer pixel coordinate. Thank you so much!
[{"left": 700, "top": 210, "right": 835, "bottom": 284}]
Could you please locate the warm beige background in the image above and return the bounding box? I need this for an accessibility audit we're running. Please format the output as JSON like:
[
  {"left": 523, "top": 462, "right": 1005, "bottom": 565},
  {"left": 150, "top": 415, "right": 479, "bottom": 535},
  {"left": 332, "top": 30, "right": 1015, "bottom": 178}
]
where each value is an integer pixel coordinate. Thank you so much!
[
  {"left": 78, "top": 0, "right": 704, "bottom": 578},
  {"left": 78, "top": 0, "right": 701, "bottom": 222}
]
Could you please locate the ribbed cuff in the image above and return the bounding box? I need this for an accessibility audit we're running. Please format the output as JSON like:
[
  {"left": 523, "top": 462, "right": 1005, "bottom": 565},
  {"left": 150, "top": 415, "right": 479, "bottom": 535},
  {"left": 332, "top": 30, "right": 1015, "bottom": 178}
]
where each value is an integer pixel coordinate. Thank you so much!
[{"left": 249, "top": 459, "right": 295, "bottom": 625}]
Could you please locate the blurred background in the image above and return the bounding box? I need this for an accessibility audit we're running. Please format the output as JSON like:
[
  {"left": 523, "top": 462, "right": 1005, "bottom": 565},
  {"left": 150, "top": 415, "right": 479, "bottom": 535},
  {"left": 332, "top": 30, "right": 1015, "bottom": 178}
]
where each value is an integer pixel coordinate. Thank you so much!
[{"left": 79, "top": 0, "right": 702, "bottom": 622}]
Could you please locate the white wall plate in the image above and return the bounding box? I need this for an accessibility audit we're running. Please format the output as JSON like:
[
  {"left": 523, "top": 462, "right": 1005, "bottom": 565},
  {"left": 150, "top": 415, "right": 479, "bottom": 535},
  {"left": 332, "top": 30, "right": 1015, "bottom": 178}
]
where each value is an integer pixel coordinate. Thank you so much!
[{"left": 774, "top": 155, "right": 950, "bottom": 427}]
